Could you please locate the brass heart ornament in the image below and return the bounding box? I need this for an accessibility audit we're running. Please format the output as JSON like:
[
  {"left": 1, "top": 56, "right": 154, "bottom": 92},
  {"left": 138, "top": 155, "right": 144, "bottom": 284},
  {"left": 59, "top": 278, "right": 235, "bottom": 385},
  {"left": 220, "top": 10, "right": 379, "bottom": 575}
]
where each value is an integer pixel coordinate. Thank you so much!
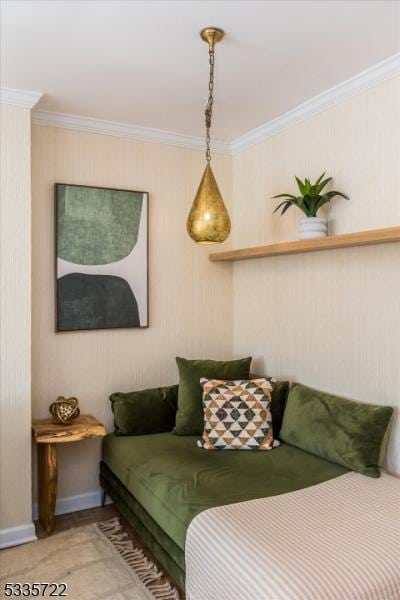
[{"left": 49, "top": 397, "right": 80, "bottom": 425}]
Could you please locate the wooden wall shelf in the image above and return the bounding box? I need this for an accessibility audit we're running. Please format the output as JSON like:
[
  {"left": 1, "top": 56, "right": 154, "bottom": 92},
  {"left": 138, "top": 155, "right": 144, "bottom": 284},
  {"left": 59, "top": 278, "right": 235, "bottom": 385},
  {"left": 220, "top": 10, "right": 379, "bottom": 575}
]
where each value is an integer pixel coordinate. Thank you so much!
[{"left": 209, "top": 227, "right": 400, "bottom": 262}]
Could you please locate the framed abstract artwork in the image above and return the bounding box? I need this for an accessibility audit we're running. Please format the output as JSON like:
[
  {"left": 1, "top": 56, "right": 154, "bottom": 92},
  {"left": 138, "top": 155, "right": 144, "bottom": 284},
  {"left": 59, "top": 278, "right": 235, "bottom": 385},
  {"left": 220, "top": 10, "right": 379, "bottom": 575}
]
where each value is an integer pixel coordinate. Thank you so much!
[{"left": 55, "top": 183, "right": 148, "bottom": 331}]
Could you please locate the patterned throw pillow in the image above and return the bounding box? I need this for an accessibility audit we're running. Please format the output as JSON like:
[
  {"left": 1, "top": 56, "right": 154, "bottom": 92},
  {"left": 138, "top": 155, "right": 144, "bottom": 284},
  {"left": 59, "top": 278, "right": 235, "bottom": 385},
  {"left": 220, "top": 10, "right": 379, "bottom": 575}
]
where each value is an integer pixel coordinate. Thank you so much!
[{"left": 198, "top": 378, "right": 280, "bottom": 451}]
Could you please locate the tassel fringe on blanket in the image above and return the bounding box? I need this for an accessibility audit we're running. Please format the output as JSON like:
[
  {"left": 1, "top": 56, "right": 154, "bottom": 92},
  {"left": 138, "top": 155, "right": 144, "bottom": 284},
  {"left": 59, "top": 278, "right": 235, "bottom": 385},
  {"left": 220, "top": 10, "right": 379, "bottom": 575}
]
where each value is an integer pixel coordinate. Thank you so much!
[{"left": 97, "top": 518, "right": 181, "bottom": 600}]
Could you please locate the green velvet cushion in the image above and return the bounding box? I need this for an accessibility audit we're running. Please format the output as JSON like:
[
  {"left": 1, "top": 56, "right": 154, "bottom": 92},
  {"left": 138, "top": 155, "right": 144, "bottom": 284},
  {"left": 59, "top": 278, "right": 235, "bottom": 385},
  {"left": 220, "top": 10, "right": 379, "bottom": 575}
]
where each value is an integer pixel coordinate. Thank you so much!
[
  {"left": 173, "top": 357, "right": 252, "bottom": 435},
  {"left": 280, "top": 382, "right": 393, "bottom": 477},
  {"left": 110, "top": 385, "right": 178, "bottom": 436},
  {"left": 102, "top": 432, "right": 348, "bottom": 551},
  {"left": 249, "top": 374, "right": 290, "bottom": 438},
  {"left": 270, "top": 380, "right": 290, "bottom": 438},
  {"left": 100, "top": 461, "right": 185, "bottom": 588}
]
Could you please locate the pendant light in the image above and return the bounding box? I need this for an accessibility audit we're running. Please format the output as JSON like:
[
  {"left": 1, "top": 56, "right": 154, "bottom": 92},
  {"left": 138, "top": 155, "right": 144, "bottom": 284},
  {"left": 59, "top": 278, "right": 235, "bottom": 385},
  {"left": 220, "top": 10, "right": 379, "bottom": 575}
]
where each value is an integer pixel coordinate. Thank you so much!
[{"left": 187, "top": 27, "right": 231, "bottom": 244}]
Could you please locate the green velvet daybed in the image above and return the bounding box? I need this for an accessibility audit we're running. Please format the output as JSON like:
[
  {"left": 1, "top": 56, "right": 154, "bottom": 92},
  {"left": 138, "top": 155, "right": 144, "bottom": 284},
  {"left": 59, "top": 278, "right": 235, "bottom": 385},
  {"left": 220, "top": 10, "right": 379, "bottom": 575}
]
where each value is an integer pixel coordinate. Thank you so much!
[
  {"left": 100, "top": 375, "right": 394, "bottom": 592},
  {"left": 100, "top": 432, "right": 348, "bottom": 589}
]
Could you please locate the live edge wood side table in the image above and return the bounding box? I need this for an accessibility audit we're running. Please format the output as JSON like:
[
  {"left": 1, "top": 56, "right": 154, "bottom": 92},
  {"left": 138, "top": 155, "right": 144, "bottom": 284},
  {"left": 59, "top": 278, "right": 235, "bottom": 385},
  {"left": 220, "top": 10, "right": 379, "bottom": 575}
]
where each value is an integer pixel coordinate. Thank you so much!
[{"left": 32, "top": 414, "right": 106, "bottom": 535}]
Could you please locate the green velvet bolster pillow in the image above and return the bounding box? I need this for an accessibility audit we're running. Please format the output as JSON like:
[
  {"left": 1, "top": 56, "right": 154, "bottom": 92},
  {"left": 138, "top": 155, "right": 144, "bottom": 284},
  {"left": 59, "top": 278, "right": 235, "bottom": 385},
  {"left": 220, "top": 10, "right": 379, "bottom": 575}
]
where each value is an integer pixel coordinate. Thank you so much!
[
  {"left": 110, "top": 385, "right": 179, "bottom": 436},
  {"left": 280, "top": 382, "right": 393, "bottom": 477},
  {"left": 173, "top": 356, "right": 252, "bottom": 435}
]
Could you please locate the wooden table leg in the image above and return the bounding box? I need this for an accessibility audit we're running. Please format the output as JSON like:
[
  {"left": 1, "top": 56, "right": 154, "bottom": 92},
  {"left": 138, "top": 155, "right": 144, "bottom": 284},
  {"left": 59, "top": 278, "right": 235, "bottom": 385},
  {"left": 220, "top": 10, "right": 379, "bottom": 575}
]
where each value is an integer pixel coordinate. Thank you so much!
[{"left": 38, "top": 443, "right": 57, "bottom": 534}]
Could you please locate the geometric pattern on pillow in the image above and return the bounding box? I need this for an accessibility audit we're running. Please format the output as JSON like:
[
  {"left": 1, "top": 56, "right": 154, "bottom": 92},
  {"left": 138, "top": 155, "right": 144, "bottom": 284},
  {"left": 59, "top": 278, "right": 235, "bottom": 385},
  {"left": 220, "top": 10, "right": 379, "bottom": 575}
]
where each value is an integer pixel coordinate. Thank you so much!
[{"left": 198, "top": 378, "right": 280, "bottom": 451}]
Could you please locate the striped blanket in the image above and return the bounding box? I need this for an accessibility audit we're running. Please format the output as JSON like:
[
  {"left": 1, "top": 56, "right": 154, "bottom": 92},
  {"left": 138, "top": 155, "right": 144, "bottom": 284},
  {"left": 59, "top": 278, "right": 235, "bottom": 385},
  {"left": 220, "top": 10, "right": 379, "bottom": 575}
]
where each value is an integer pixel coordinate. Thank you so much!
[{"left": 185, "top": 472, "right": 400, "bottom": 600}]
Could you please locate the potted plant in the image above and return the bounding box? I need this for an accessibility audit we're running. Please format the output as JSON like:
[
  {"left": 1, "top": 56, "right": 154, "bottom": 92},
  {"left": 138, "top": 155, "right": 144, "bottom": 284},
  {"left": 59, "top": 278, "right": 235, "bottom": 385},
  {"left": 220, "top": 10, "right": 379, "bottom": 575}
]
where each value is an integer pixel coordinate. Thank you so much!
[{"left": 272, "top": 173, "right": 349, "bottom": 239}]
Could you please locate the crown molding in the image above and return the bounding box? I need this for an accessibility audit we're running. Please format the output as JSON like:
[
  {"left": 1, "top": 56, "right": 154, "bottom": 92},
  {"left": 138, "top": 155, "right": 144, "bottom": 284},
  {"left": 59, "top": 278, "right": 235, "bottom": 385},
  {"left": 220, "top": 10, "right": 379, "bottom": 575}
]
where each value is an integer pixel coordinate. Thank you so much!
[
  {"left": 29, "top": 53, "right": 399, "bottom": 155},
  {"left": 231, "top": 52, "right": 400, "bottom": 154},
  {"left": 32, "top": 110, "right": 232, "bottom": 155},
  {"left": 0, "top": 87, "right": 43, "bottom": 109}
]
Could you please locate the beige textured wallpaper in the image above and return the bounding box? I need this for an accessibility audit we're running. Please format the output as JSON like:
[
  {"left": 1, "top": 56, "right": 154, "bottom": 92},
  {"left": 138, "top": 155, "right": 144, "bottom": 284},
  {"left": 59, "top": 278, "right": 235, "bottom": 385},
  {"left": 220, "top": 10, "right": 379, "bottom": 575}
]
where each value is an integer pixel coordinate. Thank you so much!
[
  {"left": 31, "top": 75, "right": 399, "bottom": 508},
  {"left": 232, "top": 76, "right": 400, "bottom": 475},
  {"left": 31, "top": 126, "right": 233, "bottom": 500},
  {"left": 0, "top": 105, "right": 33, "bottom": 531}
]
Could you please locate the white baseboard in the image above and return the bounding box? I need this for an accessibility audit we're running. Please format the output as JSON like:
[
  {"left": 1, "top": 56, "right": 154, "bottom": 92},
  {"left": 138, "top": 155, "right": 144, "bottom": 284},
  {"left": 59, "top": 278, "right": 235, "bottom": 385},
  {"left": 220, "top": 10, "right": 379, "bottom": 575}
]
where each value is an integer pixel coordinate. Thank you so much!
[
  {"left": 1, "top": 491, "right": 112, "bottom": 549},
  {"left": 0, "top": 523, "right": 37, "bottom": 550},
  {"left": 32, "top": 489, "right": 112, "bottom": 521}
]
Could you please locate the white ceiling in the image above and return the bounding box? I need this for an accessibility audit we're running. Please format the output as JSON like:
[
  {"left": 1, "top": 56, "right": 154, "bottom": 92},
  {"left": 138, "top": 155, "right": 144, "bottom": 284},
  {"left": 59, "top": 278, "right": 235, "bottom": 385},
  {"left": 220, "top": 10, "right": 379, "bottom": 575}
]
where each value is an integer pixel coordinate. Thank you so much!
[{"left": 1, "top": 0, "right": 400, "bottom": 141}]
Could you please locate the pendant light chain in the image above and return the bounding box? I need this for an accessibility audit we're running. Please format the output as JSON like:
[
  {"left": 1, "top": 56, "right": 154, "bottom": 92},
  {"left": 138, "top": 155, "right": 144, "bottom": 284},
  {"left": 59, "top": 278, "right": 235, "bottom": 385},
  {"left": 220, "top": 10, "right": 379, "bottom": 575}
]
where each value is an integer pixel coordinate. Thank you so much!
[{"left": 205, "top": 47, "right": 215, "bottom": 163}]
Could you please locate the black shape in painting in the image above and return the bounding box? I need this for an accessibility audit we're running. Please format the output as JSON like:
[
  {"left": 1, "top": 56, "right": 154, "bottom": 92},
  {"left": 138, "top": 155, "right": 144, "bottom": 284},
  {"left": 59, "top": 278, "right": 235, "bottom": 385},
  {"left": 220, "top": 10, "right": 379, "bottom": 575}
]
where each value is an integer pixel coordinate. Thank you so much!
[{"left": 57, "top": 273, "right": 140, "bottom": 331}]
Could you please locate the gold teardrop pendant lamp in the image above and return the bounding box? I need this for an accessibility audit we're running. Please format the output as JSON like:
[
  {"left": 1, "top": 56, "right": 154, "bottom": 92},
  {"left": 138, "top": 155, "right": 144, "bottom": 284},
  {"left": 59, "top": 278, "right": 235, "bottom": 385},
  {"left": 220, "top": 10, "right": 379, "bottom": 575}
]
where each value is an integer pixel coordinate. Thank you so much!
[{"left": 187, "top": 27, "right": 231, "bottom": 245}]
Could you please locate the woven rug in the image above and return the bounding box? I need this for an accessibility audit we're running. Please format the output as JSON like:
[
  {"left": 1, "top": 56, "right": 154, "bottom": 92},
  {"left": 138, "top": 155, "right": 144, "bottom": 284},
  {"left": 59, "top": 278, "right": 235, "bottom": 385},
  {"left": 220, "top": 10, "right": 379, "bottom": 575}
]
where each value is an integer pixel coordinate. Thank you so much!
[{"left": 0, "top": 518, "right": 180, "bottom": 600}]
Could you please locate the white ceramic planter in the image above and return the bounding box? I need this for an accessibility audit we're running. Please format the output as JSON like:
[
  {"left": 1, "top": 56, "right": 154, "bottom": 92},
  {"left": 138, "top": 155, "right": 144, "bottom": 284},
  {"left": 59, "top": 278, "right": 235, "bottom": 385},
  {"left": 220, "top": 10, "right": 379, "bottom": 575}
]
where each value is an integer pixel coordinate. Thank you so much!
[{"left": 299, "top": 217, "right": 328, "bottom": 240}]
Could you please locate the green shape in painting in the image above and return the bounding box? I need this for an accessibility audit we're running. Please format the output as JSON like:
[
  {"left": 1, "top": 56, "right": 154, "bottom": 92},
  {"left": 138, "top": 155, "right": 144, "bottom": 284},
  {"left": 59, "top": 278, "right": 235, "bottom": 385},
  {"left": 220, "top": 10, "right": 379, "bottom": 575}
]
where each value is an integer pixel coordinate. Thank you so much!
[
  {"left": 57, "top": 185, "right": 144, "bottom": 265},
  {"left": 57, "top": 273, "right": 140, "bottom": 330}
]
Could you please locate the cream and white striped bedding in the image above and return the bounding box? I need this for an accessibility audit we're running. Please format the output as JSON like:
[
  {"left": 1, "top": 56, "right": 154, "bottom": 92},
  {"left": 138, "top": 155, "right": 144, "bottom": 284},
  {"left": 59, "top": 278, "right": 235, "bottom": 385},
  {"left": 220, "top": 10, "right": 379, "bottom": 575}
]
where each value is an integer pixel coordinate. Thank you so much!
[{"left": 185, "top": 472, "right": 400, "bottom": 600}]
